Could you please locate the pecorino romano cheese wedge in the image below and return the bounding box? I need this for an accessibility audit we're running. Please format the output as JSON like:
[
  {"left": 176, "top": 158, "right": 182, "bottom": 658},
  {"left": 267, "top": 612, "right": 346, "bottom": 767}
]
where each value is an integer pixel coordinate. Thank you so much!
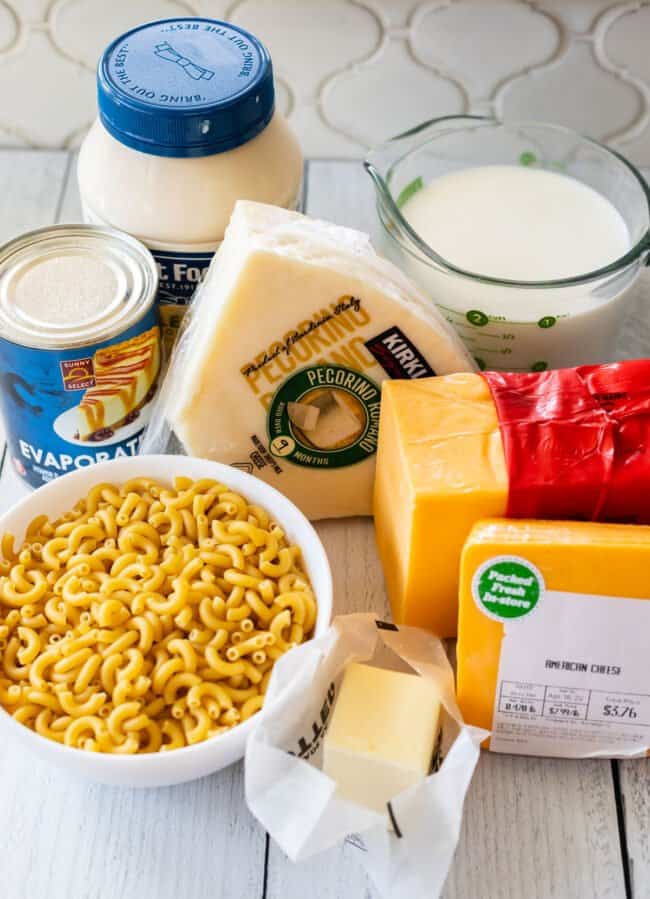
[
  {"left": 156, "top": 201, "right": 474, "bottom": 520},
  {"left": 374, "top": 360, "right": 650, "bottom": 637}
]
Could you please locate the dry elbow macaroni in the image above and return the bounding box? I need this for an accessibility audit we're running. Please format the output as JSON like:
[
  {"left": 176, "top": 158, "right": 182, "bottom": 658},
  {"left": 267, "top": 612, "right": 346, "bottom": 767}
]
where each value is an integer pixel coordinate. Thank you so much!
[{"left": 0, "top": 477, "right": 317, "bottom": 754}]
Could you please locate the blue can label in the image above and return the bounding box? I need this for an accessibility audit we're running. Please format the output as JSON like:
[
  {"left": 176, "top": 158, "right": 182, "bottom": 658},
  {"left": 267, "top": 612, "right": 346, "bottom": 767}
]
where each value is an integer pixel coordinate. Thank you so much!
[
  {"left": 153, "top": 248, "right": 214, "bottom": 353},
  {"left": 0, "top": 308, "right": 161, "bottom": 489}
]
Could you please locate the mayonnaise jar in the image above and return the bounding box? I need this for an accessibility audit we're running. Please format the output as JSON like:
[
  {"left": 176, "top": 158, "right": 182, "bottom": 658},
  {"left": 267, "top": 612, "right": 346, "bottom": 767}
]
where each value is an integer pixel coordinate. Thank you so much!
[{"left": 78, "top": 17, "right": 303, "bottom": 350}]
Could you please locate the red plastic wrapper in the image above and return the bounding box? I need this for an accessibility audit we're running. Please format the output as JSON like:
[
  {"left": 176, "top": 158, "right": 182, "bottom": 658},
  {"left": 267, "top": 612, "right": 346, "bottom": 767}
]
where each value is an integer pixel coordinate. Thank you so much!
[{"left": 482, "top": 359, "right": 650, "bottom": 523}]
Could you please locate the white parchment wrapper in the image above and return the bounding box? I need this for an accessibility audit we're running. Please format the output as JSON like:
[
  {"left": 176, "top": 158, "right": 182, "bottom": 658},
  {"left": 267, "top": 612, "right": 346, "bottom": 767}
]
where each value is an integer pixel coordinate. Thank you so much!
[{"left": 245, "top": 613, "right": 487, "bottom": 899}]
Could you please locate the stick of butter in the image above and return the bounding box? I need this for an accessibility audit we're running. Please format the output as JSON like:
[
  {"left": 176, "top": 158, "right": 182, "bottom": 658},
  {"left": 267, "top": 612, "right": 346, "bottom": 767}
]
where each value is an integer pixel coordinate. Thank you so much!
[
  {"left": 323, "top": 662, "right": 441, "bottom": 815},
  {"left": 161, "top": 200, "right": 473, "bottom": 520}
]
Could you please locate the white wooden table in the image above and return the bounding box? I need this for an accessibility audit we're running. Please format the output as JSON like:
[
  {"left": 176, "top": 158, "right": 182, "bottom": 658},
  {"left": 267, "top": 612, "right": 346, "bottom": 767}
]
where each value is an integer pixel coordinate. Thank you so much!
[{"left": 0, "top": 150, "right": 649, "bottom": 899}]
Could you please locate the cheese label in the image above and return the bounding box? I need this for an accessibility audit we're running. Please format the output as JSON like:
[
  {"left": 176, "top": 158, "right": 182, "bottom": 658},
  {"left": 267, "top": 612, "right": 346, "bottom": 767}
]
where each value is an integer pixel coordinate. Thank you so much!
[
  {"left": 364, "top": 325, "right": 436, "bottom": 380},
  {"left": 267, "top": 364, "right": 381, "bottom": 468},
  {"left": 488, "top": 589, "right": 650, "bottom": 758},
  {"left": 472, "top": 556, "right": 544, "bottom": 622}
]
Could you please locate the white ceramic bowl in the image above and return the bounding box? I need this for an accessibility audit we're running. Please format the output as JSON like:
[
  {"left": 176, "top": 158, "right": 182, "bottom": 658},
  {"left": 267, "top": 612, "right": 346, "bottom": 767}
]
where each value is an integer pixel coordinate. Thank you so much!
[{"left": 0, "top": 455, "right": 333, "bottom": 787}]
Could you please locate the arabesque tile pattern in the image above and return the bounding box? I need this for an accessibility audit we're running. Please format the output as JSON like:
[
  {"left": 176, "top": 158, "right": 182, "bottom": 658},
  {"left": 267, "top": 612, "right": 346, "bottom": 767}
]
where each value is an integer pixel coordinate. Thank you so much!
[{"left": 0, "top": 0, "right": 649, "bottom": 164}]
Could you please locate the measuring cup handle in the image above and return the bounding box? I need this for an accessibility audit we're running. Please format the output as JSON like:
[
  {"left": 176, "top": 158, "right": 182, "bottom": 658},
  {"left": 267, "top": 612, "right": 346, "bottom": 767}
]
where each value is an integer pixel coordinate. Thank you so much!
[{"left": 641, "top": 235, "right": 650, "bottom": 266}]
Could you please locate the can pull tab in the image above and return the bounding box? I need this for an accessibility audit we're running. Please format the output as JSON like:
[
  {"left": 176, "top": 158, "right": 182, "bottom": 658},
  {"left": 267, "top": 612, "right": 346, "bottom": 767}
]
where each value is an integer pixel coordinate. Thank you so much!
[{"left": 2, "top": 372, "right": 42, "bottom": 414}]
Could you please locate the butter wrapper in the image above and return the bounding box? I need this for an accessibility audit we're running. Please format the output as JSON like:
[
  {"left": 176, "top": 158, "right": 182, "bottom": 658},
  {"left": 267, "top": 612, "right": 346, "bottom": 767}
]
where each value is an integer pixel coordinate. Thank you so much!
[{"left": 245, "top": 613, "right": 486, "bottom": 899}]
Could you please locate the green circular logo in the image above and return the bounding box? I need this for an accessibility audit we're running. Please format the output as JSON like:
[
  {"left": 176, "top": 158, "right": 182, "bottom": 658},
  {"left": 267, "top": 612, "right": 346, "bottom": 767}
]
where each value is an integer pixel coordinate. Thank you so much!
[
  {"left": 531, "top": 360, "right": 548, "bottom": 372},
  {"left": 467, "top": 310, "right": 489, "bottom": 327},
  {"left": 519, "top": 151, "right": 537, "bottom": 167},
  {"left": 267, "top": 365, "right": 381, "bottom": 469},
  {"left": 538, "top": 316, "right": 556, "bottom": 329},
  {"left": 472, "top": 556, "right": 544, "bottom": 621}
]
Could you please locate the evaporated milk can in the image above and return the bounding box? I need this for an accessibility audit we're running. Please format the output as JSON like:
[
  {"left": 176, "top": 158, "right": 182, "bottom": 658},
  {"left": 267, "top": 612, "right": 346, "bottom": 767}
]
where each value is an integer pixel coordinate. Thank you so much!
[{"left": 0, "top": 225, "right": 161, "bottom": 488}]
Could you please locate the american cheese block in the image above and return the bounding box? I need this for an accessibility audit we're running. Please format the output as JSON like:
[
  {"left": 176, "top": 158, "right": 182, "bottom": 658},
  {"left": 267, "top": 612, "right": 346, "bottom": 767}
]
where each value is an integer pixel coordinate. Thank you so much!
[
  {"left": 374, "top": 374, "right": 506, "bottom": 637},
  {"left": 323, "top": 662, "right": 441, "bottom": 813},
  {"left": 457, "top": 519, "right": 650, "bottom": 757},
  {"left": 78, "top": 325, "right": 161, "bottom": 439},
  {"left": 161, "top": 201, "right": 474, "bottom": 520}
]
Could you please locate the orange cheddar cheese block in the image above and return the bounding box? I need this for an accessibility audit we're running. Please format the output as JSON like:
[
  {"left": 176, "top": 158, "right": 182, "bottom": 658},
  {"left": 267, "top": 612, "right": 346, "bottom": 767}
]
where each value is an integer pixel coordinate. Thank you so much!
[
  {"left": 457, "top": 519, "right": 650, "bottom": 758},
  {"left": 374, "top": 374, "right": 507, "bottom": 637}
]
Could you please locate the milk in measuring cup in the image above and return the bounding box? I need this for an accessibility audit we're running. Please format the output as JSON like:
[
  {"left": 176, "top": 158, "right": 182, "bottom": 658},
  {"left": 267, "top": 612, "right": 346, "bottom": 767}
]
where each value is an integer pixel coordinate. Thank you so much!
[{"left": 399, "top": 165, "right": 633, "bottom": 371}]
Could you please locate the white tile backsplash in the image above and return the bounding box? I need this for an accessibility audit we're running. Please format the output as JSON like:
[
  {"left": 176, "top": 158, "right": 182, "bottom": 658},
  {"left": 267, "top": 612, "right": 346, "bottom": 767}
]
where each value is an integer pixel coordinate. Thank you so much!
[
  {"left": 412, "top": 1, "right": 560, "bottom": 102},
  {"left": 499, "top": 40, "right": 644, "bottom": 141},
  {"left": 1, "top": 0, "right": 649, "bottom": 166}
]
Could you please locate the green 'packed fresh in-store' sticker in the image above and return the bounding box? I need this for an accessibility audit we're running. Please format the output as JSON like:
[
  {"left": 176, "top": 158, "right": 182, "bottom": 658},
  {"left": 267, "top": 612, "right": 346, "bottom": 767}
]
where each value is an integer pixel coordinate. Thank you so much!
[{"left": 472, "top": 556, "right": 545, "bottom": 621}]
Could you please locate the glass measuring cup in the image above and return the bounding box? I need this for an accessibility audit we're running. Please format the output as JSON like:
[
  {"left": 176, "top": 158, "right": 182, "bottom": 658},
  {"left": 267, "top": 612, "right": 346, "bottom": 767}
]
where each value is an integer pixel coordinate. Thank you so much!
[{"left": 365, "top": 116, "right": 650, "bottom": 372}]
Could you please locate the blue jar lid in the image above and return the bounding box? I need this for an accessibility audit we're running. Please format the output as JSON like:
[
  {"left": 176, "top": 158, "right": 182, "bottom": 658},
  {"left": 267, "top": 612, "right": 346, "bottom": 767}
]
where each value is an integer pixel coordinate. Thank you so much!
[{"left": 98, "top": 17, "right": 275, "bottom": 158}]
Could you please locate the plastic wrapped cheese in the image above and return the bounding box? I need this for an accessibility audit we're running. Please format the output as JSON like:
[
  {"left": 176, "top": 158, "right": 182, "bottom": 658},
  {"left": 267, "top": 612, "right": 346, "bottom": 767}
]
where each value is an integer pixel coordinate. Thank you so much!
[
  {"left": 457, "top": 518, "right": 650, "bottom": 758},
  {"left": 142, "top": 201, "right": 474, "bottom": 519},
  {"left": 374, "top": 361, "right": 650, "bottom": 637}
]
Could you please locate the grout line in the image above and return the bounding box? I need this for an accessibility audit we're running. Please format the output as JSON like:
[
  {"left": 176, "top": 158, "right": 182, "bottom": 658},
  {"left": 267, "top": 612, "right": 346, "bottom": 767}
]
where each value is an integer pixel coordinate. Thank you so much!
[
  {"left": 261, "top": 832, "right": 270, "bottom": 899},
  {"left": 305, "top": 156, "right": 364, "bottom": 164},
  {"left": 612, "top": 760, "right": 633, "bottom": 899},
  {"left": 302, "top": 158, "right": 311, "bottom": 214},
  {"left": 54, "top": 152, "right": 74, "bottom": 223}
]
